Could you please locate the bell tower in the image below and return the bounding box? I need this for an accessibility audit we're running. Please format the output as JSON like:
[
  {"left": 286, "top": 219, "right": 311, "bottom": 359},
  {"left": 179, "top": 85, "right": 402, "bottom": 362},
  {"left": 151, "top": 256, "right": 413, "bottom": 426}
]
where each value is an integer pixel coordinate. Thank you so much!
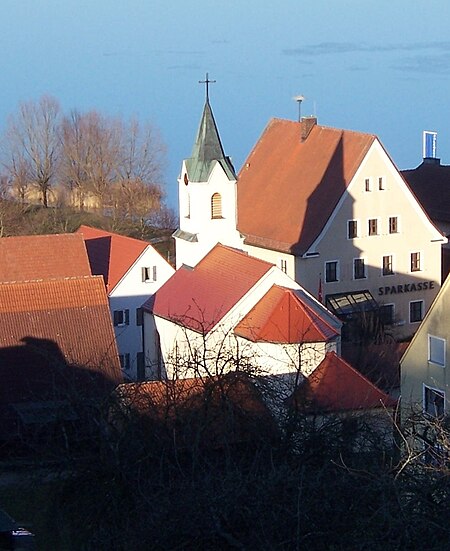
[{"left": 174, "top": 75, "right": 243, "bottom": 268}]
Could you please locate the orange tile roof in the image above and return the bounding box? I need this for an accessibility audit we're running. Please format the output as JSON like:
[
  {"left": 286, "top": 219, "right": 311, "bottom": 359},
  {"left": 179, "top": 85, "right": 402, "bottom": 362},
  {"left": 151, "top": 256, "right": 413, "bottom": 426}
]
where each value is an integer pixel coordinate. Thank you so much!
[
  {"left": 147, "top": 244, "right": 274, "bottom": 333},
  {"left": 234, "top": 285, "right": 340, "bottom": 343},
  {"left": 237, "top": 119, "right": 376, "bottom": 254},
  {"left": 293, "top": 352, "right": 396, "bottom": 412},
  {"left": 0, "top": 233, "right": 91, "bottom": 282},
  {"left": 0, "top": 276, "right": 122, "bottom": 404},
  {"left": 76, "top": 225, "right": 149, "bottom": 292}
]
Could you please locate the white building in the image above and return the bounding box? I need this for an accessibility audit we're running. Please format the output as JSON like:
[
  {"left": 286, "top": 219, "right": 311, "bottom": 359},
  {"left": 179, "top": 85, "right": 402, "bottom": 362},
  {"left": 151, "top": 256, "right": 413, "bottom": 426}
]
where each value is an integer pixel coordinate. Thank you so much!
[
  {"left": 236, "top": 117, "right": 446, "bottom": 338},
  {"left": 77, "top": 225, "right": 174, "bottom": 380},
  {"left": 143, "top": 243, "right": 342, "bottom": 383}
]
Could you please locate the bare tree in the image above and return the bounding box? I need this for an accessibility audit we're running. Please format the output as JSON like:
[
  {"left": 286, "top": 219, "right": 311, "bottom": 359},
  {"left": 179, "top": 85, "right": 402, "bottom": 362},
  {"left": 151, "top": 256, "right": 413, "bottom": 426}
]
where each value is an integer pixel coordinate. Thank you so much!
[{"left": 2, "top": 96, "right": 61, "bottom": 207}]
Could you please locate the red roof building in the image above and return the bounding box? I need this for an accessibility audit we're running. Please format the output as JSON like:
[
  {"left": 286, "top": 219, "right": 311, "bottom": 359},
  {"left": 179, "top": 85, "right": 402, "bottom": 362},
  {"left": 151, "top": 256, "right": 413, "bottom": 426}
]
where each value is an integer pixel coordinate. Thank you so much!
[{"left": 77, "top": 225, "right": 174, "bottom": 380}]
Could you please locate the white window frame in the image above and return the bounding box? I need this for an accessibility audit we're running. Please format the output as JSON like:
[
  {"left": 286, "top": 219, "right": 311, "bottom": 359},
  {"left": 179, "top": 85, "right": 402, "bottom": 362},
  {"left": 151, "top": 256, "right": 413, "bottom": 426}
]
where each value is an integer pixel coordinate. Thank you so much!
[
  {"left": 280, "top": 259, "right": 287, "bottom": 274},
  {"left": 353, "top": 257, "right": 366, "bottom": 280},
  {"left": 325, "top": 260, "right": 339, "bottom": 283},
  {"left": 409, "top": 300, "right": 424, "bottom": 323},
  {"left": 428, "top": 335, "right": 446, "bottom": 367},
  {"left": 423, "top": 384, "right": 445, "bottom": 418}
]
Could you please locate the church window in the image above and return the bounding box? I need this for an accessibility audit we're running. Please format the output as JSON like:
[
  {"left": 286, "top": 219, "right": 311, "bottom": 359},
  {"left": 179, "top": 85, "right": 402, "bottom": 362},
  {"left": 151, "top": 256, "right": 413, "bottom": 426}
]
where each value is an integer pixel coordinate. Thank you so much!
[{"left": 211, "top": 193, "right": 222, "bottom": 219}]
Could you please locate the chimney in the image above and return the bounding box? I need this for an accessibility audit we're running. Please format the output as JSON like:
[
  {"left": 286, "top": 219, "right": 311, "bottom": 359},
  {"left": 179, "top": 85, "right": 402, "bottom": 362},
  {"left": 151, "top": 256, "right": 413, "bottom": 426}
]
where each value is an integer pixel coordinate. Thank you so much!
[{"left": 301, "top": 116, "right": 317, "bottom": 141}]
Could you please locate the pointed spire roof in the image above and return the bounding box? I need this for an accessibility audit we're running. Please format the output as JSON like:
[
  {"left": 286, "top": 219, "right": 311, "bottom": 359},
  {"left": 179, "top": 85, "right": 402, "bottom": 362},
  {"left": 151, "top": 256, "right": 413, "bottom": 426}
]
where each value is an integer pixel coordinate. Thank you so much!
[{"left": 185, "top": 100, "right": 236, "bottom": 182}]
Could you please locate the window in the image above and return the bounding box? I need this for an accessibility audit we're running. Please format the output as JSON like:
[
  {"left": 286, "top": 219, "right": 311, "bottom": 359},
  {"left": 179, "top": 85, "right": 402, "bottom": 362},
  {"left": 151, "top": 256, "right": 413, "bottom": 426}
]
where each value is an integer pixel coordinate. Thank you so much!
[
  {"left": 365, "top": 178, "right": 371, "bottom": 192},
  {"left": 429, "top": 335, "right": 446, "bottom": 366},
  {"left": 389, "top": 216, "right": 398, "bottom": 234},
  {"left": 382, "top": 255, "right": 394, "bottom": 275},
  {"left": 409, "top": 300, "right": 423, "bottom": 323},
  {"left": 368, "top": 219, "right": 378, "bottom": 236},
  {"left": 211, "top": 193, "right": 222, "bottom": 219},
  {"left": 325, "top": 261, "right": 338, "bottom": 283},
  {"left": 136, "top": 352, "right": 145, "bottom": 380},
  {"left": 136, "top": 307, "right": 143, "bottom": 327},
  {"left": 185, "top": 193, "right": 190, "bottom": 218},
  {"left": 142, "top": 266, "right": 157, "bottom": 282},
  {"left": 378, "top": 176, "right": 385, "bottom": 190},
  {"left": 424, "top": 386, "right": 445, "bottom": 417},
  {"left": 113, "top": 309, "right": 129, "bottom": 327},
  {"left": 354, "top": 258, "right": 366, "bottom": 279},
  {"left": 380, "top": 304, "right": 394, "bottom": 325},
  {"left": 119, "top": 353, "right": 130, "bottom": 371},
  {"left": 411, "top": 252, "right": 421, "bottom": 272},
  {"left": 348, "top": 220, "right": 358, "bottom": 239},
  {"left": 280, "top": 259, "right": 287, "bottom": 274}
]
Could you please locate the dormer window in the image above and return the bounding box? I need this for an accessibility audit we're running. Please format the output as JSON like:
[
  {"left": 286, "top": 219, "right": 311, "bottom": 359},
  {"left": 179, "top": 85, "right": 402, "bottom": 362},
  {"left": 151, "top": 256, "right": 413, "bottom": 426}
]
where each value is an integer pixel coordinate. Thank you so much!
[{"left": 211, "top": 193, "right": 222, "bottom": 219}]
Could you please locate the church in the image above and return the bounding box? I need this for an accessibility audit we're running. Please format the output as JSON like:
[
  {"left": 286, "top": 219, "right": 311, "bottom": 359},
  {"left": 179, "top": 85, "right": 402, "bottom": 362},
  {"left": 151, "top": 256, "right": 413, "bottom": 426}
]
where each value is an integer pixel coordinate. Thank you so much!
[{"left": 174, "top": 91, "right": 446, "bottom": 340}]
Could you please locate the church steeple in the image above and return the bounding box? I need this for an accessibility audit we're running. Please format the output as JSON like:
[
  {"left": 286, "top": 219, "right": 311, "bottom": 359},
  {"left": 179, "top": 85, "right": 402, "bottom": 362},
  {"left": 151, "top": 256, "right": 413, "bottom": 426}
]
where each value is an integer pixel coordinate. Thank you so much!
[
  {"left": 174, "top": 76, "right": 243, "bottom": 269},
  {"left": 185, "top": 99, "right": 236, "bottom": 182}
]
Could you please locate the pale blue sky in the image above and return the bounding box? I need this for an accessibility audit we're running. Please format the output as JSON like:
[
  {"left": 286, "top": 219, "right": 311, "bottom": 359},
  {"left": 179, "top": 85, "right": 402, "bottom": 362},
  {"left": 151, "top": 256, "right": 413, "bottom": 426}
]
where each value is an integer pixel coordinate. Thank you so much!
[{"left": 2, "top": 1, "right": 450, "bottom": 210}]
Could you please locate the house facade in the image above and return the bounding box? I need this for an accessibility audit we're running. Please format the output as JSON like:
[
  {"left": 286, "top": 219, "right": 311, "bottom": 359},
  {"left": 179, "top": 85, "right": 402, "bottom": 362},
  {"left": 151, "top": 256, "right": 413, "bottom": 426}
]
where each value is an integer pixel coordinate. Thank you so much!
[
  {"left": 77, "top": 226, "right": 174, "bottom": 380},
  {"left": 401, "top": 273, "right": 450, "bottom": 418},
  {"left": 143, "top": 244, "right": 342, "bottom": 385},
  {"left": 237, "top": 117, "right": 446, "bottom": 338}
]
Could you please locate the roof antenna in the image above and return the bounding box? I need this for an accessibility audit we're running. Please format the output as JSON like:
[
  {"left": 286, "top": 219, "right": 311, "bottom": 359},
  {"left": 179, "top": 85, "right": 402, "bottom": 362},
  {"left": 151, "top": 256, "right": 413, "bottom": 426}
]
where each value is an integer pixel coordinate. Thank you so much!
[
  {"left": 199, "top": 72, "right": 216, "bottom": 102},
  {"left": 293, "top": 95, "right": 305, "bottom": 122}
]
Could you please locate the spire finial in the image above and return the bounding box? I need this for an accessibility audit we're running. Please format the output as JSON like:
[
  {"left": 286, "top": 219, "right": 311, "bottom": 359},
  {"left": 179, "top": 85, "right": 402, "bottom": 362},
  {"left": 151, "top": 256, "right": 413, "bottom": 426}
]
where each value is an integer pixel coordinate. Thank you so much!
[{"left": 199, "top": 72, "right": 216, "bottom": 102}]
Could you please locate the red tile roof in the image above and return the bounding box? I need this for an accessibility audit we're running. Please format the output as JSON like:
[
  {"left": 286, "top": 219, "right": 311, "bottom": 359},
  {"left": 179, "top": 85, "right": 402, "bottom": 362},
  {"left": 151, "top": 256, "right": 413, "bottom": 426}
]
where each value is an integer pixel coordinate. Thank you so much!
[
  {"left": 401, "top": 162, "right": 450, "bottom": 225},
  {"left": 147, "top": 244, "right": 274, "bottom": 333},
  {"left": 76, "top": 225, "right": 149, "bottom": 292},
  {"left": 293, "top": 352, "right": 396, "bottom": 412},
  {"left": 234, "top": 285, "right": 340, "bottom": 343},
  {"left": 0, "top": 276, "right": 122, "bottom": 404},
  {"left": 237, "top": 119, "right": 376, "bottom": 254},
  {"left": 0, "top": 233, "right": 91, "bottom": 282}
]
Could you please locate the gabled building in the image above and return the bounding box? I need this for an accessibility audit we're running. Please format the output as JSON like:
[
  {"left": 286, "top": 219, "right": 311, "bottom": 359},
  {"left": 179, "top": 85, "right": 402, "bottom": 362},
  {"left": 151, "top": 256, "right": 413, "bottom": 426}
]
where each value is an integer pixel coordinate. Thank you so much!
[
  {"left": 401, "top": 158, "right": 450, "bottom": 280},
  {"left": 237, "top": 117, "right": 446, "bottom": 338},
  {"left": 0, "top": 234, "right": 122, "bottom": 427},
  {"left": 401, "top": 273, "right": 450, "bottom": 418},
  {"left": 77, "top": 225, "right": 174, "bottom": 380},
  {"left": 143, "top": 243, "right": 342, "bottom": 382}
]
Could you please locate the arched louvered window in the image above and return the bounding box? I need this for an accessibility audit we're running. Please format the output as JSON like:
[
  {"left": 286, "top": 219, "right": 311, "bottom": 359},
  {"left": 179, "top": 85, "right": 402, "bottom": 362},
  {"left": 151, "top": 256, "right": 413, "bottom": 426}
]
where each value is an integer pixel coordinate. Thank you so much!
[{"left": 211, "top": 193, "right": 222, "bottom": 219}]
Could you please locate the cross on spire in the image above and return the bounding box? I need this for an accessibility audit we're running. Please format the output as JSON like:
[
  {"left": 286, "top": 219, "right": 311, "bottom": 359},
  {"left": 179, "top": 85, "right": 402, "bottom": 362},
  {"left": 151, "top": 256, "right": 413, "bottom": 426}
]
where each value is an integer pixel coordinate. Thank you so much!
[{"left": 199, "top": 72, "right": 216, "bottom": 102}]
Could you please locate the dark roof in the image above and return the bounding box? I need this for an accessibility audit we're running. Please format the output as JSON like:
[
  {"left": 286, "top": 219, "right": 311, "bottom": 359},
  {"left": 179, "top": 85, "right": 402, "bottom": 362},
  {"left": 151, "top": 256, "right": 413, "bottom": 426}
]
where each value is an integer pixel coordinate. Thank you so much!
[
  {"left": 185, "top": 100, "right": 236, "bottom": 182},
  {"left": 237, "top": 118, "right": 376, "bottom": 254},
  {"left": 146, "top": 244, "right": 273, "bottom": 333},
  {"left": 0, "top": 233, "right": 91, "bottom": 282},
  {"left": 0, "top": 276, "right": 122, "bottom": 405},
  {"left": 401, "top": 161, "right": 450, "bottom": 225},
  {"left": 113, "top": 373, "right": 276, "bottom": 447},
  {"left": 234, "top": 285, "right": 340, "bottom": 343}
]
